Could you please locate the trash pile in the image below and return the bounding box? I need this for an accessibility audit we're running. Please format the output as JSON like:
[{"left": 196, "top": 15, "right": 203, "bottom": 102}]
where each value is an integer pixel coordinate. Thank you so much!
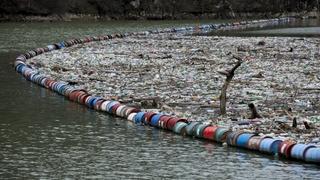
[{"left": 13, "top": 17, "right": 320, "bottom": 164}]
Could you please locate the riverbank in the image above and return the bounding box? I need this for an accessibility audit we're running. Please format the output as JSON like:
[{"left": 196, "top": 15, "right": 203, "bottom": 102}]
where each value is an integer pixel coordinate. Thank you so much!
[{"left": 25, "top": 25, "right": 320, "bottom": 145}]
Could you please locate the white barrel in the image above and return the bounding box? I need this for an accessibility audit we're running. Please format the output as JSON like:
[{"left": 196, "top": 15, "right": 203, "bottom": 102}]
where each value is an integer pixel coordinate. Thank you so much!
[
  {"left": 100, "top": 101, "right": 111, "bottom": 111},
  {"left": 127, "top": 113, "right": 137, "bottom": 122},
  {"left": 116, "top": 105, "right": 126, "bottom": 117}
]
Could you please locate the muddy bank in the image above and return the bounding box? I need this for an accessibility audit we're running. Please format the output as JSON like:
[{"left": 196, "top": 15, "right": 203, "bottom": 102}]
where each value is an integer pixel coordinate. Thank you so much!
[{"left": 26, "top": 30, "right": 320, "bottom": 145}]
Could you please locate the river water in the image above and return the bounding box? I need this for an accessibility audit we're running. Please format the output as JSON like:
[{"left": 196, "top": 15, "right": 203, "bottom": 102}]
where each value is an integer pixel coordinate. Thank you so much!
[{"left": 0, "top": 20, "right": 319, "bottom": 179}]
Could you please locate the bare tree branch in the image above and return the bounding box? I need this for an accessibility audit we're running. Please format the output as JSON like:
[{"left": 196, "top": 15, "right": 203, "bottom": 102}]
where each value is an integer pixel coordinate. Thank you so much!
[{"left": 219, "top": 56, "right": 243, "bottom": 115}]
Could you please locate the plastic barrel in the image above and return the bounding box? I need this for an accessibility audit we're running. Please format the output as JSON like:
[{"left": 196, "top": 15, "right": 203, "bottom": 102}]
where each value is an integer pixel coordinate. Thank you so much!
[
  {"left": 236, "top": 133, "right": 256, "bottom": 148},
  {"left": 111, "top": 103, "right": 121, "bottom": 115},
  {"left": 127, "top": 113, "right": 137, "bottom": 122},
  {"left": 203, "top": 126, "right": 219, "bottom": 140},
  {"left": 150, "top": 114, "right": 162, "bottom": 127},
  {"left": 80, "top": 94, "right": 90, "bottom": 105},
  {"left": 158, "top": 116, "right": 172, "bottom": 129},
  {"left": 226, "top": 131, "right": 238, "bottom": 146},
  {"left": 227, "top": 131, "right": 245, "bottom": 146},
  {"left": 94, "top": 99, "right": 105, "bottom": 111},
  {"left": 259, "top": 138, "right": 283, "bottom": 155},
  {"left": 116, "top": 105, "right": 126, "bottom": 117},
  {"left": 134, "top": 112, "right": 146, "bottom": 124},
  {"left": 166, "top": 118, "right": 188, "bottom": 131},
  {"left": 304, "top": 148, "right": 320, "bottom": 163},
  {"left": 124, "top": 107, "right": 140, "bottom": 118},
  {"left": 144, "top": 112, "right": 157, "bottom": 125},
  {"left": 248, "top": 136, "right": 271, "bottom": 151},
  {"left": 157, "top": 115, "right": 167, "bottom": 128},
  {"left": 194, "top": 124, "right": 210, "bottom": 138},
  {"left": 278, "top": 140, "right": 296, "bottom": 158},
  {"left": 290, "top": 144, "right": 316, "bottom": 160},
  {"left": 87, "top": 97, "right": 98, "bottom": 109},
  {"left": 214, "top": 127, "right": 230, "bottom": 143},
  {"left": 107, "top": 101, "right": 120, "bottom": 113},
  {"left": 100, "top": 101, "right": 111, "bottom": 111},
  {"left": 91, "top": 97, "right": 103, "bottom": 109},
  {"left": 185, "top": 122, "right": 201, "bottom": 136},
  {"left": 119, "top": 106, "right": 129, "bottom": 117},
  {"left": 173, "top": 122, "right": 188, "bottom": 134}
]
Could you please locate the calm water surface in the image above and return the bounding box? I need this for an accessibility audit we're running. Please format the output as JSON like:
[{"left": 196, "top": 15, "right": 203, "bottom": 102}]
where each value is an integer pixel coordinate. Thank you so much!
[
  {"left": 0, "top": 20, "right": 319, "bottom": 179},
  {"left": 207, "top": 18, "right": 320, "bottom": 37}
]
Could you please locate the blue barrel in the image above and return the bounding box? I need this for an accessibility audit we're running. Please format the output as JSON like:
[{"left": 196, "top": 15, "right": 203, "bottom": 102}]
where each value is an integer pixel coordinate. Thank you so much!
[
  {"left": 85, "top": 96, "right": 94, "bottom": 108},
  {"left": 259, "top": 138, "right": 283, "bottom": 154},
  {"left": 106, "top": 101, "right": 119, "bottom": 113},
  {"left": 14, "top": 60, "right": 25, "bottom": 68},
  {"left": 150, "top": 114, "right": 162, "bottom": 127},
  {"left": 39, "top": 76, "right": 47, "bottom": 84},
  {"left": 214, "top": 127, "right": 229, "bottom": 143},
  {"left": 90, "top": 97, "right": 99, "bottom": 107},
  {"left": 59, "top": 42, "right": 65, "bottom": 48},
  {"left": 15, "top": 63, "right": 25, "bottom": 73},
  {"left": 134, "top": 112, "right": 146, "bottom": 124},
  {"left": 291, "top": 144, "right": 316, "bottom": 160},
  {"left": 40, "top": 78, "right": 47, "bottom": 87},
  {"left": 185, "top": 122, "right": 201, "bottom": 136},
  {"left": 173, "top": 122, "right": 188, "bottom": 134},
  {"left": 91, "top": 97, "right": 103, "bottom": 109},
  {"left": 304, "top": 147, "right": 320, "bottom": 163},
  {"left": 59, "top": 85, "right": 67, "bottom": 95},
  {"left": 236, "top": 133, "right": 256, "bottom": 148}
]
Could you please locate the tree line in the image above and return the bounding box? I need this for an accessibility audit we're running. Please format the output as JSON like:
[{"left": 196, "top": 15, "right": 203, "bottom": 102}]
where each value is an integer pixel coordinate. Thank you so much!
[{"left": 0, "top": 0, "right": 318, "bottom": 19}]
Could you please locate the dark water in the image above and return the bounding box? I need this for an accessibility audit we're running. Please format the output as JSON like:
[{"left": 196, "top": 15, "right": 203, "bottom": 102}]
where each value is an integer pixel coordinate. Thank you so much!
[
  {"left": 0, "top": 20, "right": 319, "bottom": 179},
  {"left": 206, "top": 18, "right": 320, "bottom": 37}
]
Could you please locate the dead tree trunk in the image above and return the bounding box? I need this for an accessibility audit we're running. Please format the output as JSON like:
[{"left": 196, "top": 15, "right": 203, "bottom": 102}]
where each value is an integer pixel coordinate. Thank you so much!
[
  {"left": 248, "top": 103, "right": 262, "bottom": 119},
  {"left": 218, "top": 56, "right": 242, "bottom": 115}
]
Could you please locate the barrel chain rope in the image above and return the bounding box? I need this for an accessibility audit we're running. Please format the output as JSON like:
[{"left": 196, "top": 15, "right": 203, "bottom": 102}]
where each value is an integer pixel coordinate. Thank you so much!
[{"left": 13, "top": 17, "right": 320, "bottom": 164}]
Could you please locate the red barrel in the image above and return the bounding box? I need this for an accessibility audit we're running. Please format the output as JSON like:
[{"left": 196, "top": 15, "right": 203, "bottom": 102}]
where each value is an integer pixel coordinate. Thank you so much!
[
  {"left": 94, "top": 99, "right": 105, "bottom": 111},
  {"left": 203, "top": 126, "right": 219, "bottom": 140},
  {"left": 69, "top": 91, "right": 82, "bottom": 102},
  {"left": 124, "top": 108, "right": 140, "bottom": 118},
  {"left": 111, "top": 104, "right": 121, "bottom": 115},
  {"left": 75, "top": 92, "right": 85, "bottom": 103},
  {"left": 79, "top": 94, "right": 90, "bottom": 105},
  {"left": 279, "top": 140, "right": 296, "bottom": 158},
  {"left": 166, "top": 117, "right": 188, "bottom": 131},
  {"left": 159, "top": 116, "right": 172, "bottom": 129},
  {"left": 144, "top": 112, "right": 157, "bottom": 125}
]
